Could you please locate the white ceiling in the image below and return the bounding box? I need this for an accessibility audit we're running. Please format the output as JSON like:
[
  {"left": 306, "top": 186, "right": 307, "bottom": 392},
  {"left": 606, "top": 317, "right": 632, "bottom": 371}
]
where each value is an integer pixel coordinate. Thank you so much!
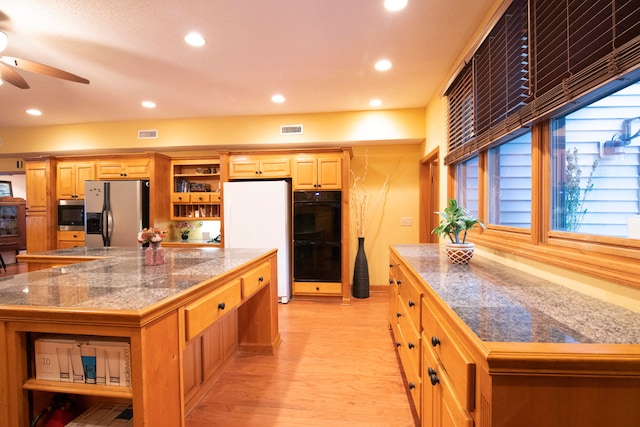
[{"left": 0, "top": 0, "right": 495, "bottom": 129}]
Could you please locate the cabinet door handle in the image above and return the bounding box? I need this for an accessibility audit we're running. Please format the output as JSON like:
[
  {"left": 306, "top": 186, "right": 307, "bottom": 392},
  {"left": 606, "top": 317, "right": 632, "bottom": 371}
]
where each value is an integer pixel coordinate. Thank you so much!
[
  {"left": 408, "top": 300, "right": 415, "bottom": 308},
  {"left": 428, "top": 367, "right": 436, "bottom": 377},
  {"left": 408, "top": 342, "right": 415, "bottom": 350},
  {"left": 396, "top": 312, "right": 402, "bottom": 318},
  {"left": 396, "top": 342, "right": 401, "bottom": 348},
  {"left": 396, "top": 280, "right": 402, "bottom": 285},
  {"left": 431, "top": 336, "right": 441, "bottom": 347},
  {"left": 430, "top": 373, "right": 440, "bottom": 386},
  {"left": 408, "top": 382, "right": 416, "bottom": 390},
  {"left": 258, "top": 276, "right": 264, "bottom": 282},
  {"left": 389, "top": 279, "right": 394, "bottom": 284},
  {"left": 217, "top": 302, "right": 226, "bottom": 310}
]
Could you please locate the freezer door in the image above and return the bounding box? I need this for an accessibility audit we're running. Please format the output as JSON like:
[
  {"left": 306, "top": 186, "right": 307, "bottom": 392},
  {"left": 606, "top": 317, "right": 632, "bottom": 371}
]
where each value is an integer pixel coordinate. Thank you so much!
[{"left": 84, "top": 180, "right": 147, "bottom": 247}]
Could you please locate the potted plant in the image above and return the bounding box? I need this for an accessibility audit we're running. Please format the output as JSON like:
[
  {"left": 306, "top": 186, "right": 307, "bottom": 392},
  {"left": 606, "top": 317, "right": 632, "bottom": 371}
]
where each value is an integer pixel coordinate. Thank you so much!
[
  {"left": 432, "top": 198, "right": 485, "bottom": 264},
  {"left": 175, "top": 221, "right": 194, "bottom": 241}
]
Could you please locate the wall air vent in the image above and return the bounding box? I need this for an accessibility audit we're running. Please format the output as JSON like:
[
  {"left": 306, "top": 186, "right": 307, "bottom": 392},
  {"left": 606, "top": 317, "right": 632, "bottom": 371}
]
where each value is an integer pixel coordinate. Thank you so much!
[
  {"left": 280, "top": 124, "right": 303, "bottom": 135},
  {"left": 138, "top": 129, "right": 158, "bottom": 139}
]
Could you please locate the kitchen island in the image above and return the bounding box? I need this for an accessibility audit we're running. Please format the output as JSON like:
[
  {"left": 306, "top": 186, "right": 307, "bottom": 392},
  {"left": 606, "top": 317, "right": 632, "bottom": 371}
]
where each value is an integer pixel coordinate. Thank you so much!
[
  {"left": 3, "top": 246, "right": 280, "bottom": 427},
  {"left": 390, "top": 244, "right": 640, "bottom": 427}
]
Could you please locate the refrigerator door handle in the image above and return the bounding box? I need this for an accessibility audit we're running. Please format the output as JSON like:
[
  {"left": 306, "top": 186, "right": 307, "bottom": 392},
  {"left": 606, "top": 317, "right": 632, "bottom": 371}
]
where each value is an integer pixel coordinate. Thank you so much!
[{"left": 102, "top": 182, "right": 111, "bottom": 246}]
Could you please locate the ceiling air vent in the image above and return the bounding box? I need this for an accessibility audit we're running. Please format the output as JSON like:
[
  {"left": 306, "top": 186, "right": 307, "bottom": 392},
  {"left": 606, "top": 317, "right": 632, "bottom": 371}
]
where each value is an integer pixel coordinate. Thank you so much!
[
  {"left": 138, "top": 129, "right": 158, "bottom": 140},
  {"left": 280, "top": 124, "right": 303, "bottom": 135}
]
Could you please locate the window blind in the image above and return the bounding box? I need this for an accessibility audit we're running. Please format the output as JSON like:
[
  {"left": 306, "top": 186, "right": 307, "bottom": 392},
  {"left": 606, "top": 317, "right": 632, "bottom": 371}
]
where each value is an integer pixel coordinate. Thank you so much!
[{"left": 445, "top": 0, "right": 640, "bottom": 165}]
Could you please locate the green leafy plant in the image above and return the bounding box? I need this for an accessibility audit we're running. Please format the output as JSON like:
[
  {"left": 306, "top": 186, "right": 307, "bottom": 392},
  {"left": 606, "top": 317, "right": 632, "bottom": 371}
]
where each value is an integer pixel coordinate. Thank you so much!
[
  {"left": 564, "top": 147, "right": 598, "bottom": 232},
  {"left": 432, "top": 199, "right": 485, "bottom": 244}
]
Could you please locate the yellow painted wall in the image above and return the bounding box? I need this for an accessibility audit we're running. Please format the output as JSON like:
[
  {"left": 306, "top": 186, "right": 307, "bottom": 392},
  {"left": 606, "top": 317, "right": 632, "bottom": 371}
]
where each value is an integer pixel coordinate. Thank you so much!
[
  {"left": 0, "top": 108, "right": 425, "bottom": 157},
  {"left": 349, "top": 145, "right": 421, "bottom": 287}
]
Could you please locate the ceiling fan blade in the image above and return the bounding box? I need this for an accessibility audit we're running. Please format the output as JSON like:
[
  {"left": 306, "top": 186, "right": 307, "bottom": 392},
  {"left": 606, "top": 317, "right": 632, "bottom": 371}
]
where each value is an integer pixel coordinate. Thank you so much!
[
  {"left": 0, "top": 61, "right": 29, "bottom": 89},
  {"left": 1, "top": 56, "right": 89, "bottom": 84}
]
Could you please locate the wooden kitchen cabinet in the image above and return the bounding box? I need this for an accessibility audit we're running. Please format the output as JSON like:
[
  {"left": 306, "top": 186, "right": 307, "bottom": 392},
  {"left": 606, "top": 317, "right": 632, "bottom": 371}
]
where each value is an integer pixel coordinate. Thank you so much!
[
  {"left": 57, "top": 230, "right": 85, "bottom": 249},
  {"left": 25, "top": 159, "right": 57, "bottom": 253},
  {"left": 171, "top": 158, "right": 221, "bottom": 220},
  {"left": 292, "top": 153, "right": 341, "bottom": 190},
  {"left": 56, "top": 161, "right": 95, "bottom": 199},
  {"left": 96, "top": 158, "right": 150, "bottom": 179},
  {"left": 228, "top": 154, "right": 291, "bottom": 179}
]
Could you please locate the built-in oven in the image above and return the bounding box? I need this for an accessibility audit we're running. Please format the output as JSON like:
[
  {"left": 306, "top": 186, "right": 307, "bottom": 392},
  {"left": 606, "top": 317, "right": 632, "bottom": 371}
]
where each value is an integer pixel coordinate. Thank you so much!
[
  {"left": 57, "top": 199, "right": 85, "bottom": 231},
  {"left": 293, "top": 191, "right": 342, "bottom": 282}
]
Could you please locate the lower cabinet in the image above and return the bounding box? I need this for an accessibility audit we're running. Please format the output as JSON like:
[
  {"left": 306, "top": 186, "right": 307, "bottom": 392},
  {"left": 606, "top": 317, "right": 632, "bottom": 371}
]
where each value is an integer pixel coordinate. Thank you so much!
[
  {"left": 183, "top": 312, "right": 238, "bottom": 412},
  {"left": 57, "top": 231, "right": 85, "bottom": 249}
]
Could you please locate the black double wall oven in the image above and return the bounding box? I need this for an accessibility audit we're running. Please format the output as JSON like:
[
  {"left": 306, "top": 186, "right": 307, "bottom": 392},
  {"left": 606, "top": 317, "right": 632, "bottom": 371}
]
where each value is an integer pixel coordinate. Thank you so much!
[{"left": 293, "top": 191, "right": 342, "bottom": 283}]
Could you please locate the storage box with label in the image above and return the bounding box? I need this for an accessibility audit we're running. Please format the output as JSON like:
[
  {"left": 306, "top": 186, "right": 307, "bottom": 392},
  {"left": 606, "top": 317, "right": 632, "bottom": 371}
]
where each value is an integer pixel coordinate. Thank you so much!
[
  {"left": 87, "top": 337, "right": 132, "bottom": 387},
  {"left": 34, "top": 336, "right": 87, "bottom": 383}
]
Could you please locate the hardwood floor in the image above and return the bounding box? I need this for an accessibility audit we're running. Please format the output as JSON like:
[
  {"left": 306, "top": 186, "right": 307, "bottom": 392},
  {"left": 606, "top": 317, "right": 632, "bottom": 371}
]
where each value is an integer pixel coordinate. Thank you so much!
[{"left": 186, "top": 292, "right": 419, "bottom": 427}]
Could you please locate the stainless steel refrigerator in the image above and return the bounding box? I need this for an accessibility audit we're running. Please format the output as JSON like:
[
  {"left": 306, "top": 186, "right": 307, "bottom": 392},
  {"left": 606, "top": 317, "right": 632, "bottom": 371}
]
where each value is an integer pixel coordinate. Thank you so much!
[
  {"left": 223, "top": 180, "right": 291, "bottom": 303},
  {"left": 84, "top": 180, "right": 150, "bottom": 247}
]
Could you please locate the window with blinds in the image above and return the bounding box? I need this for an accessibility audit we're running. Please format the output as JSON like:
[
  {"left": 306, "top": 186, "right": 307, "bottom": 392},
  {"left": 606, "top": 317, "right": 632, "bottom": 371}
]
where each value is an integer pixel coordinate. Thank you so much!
[{"left": 446, "top": 0, "right": 640, "bottom": 165}]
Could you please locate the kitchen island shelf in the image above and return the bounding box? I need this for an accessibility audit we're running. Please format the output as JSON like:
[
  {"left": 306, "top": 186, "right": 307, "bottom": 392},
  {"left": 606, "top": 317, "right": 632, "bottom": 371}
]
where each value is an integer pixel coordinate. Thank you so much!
[{"left": 23, "top": 379, "right": 133, "bottom": 399}]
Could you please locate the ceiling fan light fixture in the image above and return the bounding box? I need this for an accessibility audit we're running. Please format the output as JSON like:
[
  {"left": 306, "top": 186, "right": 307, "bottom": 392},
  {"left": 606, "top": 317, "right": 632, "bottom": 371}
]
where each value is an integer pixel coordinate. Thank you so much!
[{"left": 0, "top": 31, "right": 7, "bottom": 52}]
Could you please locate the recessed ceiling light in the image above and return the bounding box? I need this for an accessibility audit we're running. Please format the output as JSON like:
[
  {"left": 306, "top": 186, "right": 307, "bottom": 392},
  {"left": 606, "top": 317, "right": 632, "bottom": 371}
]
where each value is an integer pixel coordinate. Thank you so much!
[
  {"left": 184, "top": 32, "right": 206, "bottom": 47},
  {"left": 369, "top": 99, "right": 383, "bottom": 107},
  {"left": 384, "top": 0, "right": 408, "bottom": 12},
  {"left": 375, "top": 59, "right": 392, "bottom": 71},
  {"left": 141, "top": 100, "right": 156, "bottom": 109},
  {"left": 26, "top": 109, "right": 42, "bottom": 116},
  {"left": 272, "top": 94, "right": 285, "bottom": 103}
]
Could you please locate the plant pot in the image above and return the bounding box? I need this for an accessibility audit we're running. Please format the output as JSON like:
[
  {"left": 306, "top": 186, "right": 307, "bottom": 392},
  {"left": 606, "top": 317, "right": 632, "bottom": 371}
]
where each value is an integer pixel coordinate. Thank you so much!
[
  {"left": 446, "top": 242, "right": 475, "bottom": 264},
  {"left": 181, "top": 233, "right": 189, "bottom": 241}
]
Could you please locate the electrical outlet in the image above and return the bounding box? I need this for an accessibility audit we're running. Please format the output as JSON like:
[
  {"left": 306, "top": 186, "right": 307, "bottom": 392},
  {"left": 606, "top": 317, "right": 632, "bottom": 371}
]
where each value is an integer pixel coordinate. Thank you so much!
[{"left": 400, "top": 217, "right": 413, "bottom": 226}]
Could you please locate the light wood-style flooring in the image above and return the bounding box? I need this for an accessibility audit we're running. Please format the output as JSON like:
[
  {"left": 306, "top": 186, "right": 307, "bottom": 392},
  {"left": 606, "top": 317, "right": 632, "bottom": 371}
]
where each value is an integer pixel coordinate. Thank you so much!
[{"left": 186, "top": 292, "right": 419, "bottom": 427}]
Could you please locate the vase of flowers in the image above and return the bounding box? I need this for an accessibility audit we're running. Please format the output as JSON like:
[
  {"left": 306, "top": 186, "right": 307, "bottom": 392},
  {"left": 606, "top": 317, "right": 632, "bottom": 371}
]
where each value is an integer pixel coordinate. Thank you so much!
[
  {"left": 175, "top": 221, "right": 194, "bottom": 241},
  {"left": 137, "top": 227, "right": 167, "bottom": 266}
]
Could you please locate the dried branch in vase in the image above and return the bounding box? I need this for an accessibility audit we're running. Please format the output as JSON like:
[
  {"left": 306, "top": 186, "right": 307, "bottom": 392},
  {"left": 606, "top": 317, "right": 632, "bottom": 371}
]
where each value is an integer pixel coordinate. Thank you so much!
[{"left": 350, "top": 149, "right": 392, "bottom": 238}]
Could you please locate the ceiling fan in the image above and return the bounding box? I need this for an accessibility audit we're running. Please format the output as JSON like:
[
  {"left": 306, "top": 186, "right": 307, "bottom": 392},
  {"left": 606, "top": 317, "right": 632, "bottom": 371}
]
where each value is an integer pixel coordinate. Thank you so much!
[{"left": 0, "top": 30, "right": 89, "bottom": 89}]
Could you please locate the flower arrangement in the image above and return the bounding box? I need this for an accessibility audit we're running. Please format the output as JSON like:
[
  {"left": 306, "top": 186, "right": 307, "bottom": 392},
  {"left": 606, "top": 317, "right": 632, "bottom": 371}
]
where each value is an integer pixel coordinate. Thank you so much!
[
  {"left": 174, "top": 221, "right": 195, "bottom": 235},
  {"left": 137, "top": 227, "right": 167, "bottom": 245}
]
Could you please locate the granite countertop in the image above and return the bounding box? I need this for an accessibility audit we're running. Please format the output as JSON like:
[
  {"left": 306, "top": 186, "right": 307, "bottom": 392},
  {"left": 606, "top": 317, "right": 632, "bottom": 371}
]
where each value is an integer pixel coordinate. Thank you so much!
[
  {"left": 0, "top": 246, "right": 272, "bottom": 311},
  {"left": 393, "top": 244, "right": 640, "bottom": 345}
]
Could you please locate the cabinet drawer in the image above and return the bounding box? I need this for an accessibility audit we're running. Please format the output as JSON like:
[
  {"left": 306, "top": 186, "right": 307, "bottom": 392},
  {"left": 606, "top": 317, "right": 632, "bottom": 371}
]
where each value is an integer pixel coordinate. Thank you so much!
[
  {"left": 398, "top": 265, "right": 422, "bottom": 328},
  {"left": 57, "top": 230, "right": 85, "bottom": 240},
  {"left": 422, "top": 299, "right": 475, "bottom": 411},
  {"left": 403, "top": 354, "right": 422, "bottom": 418},
  {"left": 185, "top": 280, "right": 241, "bottom": 340},
  {"left": 242, "top": 262, "right": 270, "bottom": 299},
  {"left": 396, "top": 321, "right": 421, "bottom": 377},
  {"left": 189, "top": 193, "right": 211, "bottom": 203},
  {"left": 171, "top": 193, "right": 190, "bottom": 203},
  {"left": 293, "top": 281, "right": 341, "bottom": 295}
]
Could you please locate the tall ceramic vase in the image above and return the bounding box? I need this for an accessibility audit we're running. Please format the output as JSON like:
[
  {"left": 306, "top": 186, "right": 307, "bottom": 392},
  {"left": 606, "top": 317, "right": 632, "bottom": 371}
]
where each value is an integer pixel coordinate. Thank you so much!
[{"left": 352, "top": 237, "right": 370, "bottom": 298}]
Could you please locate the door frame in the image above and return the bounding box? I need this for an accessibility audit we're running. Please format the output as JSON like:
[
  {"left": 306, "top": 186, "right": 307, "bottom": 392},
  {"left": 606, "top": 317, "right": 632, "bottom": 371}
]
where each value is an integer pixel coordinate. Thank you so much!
[{"left": 419, "top": 148, "right": 439, "bottom": 243}]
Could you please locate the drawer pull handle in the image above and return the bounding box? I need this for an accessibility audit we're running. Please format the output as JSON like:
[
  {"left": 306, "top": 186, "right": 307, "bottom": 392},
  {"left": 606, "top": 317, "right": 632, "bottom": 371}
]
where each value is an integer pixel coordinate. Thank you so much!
[
  {"left": 217, "top": 302, "right": 226, "bottom": 310},
  {"left": 430, "top": 373, "right": 440, "bottom": 386},
  {"left": 396, "top": 342, "right": 401, "bottom": 348},
  {"left": 428, "top": 367, "right": 436, "bottom": 376},
  {"left": 316, "top": 286, "right": 320, "bottom": 291},
  {"left": 408, "top": 382, "right": 416, "bottom": 390},
  {"left": 258, "top": 276, "right": 264, "bottom": 282},
  {"left": 389, "top": 263, "right": 394, "bottom": 268},
  {"left": 431, "top": 336, "right": 441, "bottom": 347},
  {"left": 396, "top": 280, "right": 402, "bottom": 285},
  {"left": 408, "top": 300, "right": 415, "bottom": 307},
  {"left": 408, "top": 342, "right": 415, "bottom": 350},
  {"left": 389, "top": 279, "right": 394, "bottom": 284},
  {"left": 396, "top": 312, "right": 402, "bottom": 318}
]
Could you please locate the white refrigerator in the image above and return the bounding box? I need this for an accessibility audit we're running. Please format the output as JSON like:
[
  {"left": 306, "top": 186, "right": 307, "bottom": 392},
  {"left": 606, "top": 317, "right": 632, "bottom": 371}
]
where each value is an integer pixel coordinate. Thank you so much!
[{"left": 223, "top": 180, "right": 291, "bottom": 303}]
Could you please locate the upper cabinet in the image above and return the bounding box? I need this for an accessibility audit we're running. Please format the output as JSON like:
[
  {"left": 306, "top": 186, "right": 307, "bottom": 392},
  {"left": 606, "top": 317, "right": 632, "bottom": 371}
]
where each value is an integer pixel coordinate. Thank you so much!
[
  {"left": 171, "top": 158, "right": 221, "bottom": 220},
  {"left": 292, "top": 153, "right": 342, "bottom": 190},
  {"left": 56, "top": 161, "right": 95, "bottom": 199},
  {"left": 96, "top": 157, "right": 150, "bottom": 179},
  {"left": 228, "top": 154, "right": 291, "bottom": 179}
]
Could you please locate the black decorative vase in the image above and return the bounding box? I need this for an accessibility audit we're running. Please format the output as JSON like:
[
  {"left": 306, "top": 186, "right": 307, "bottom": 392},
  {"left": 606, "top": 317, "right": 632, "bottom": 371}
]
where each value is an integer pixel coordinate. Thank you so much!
[
  {"left": 352, "top": 237, "right": 370, "bottom": 298},
  {"left": 181, "top": 232, "right": 189, "bottom": 241}
]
